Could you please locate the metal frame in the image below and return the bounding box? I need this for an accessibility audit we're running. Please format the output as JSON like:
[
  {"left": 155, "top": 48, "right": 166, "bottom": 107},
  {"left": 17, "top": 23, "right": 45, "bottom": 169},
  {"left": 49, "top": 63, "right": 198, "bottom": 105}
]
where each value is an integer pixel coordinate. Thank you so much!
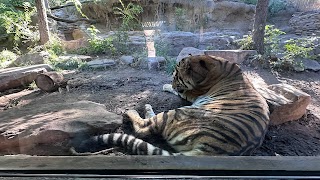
[{"left": 0, "top": 156, "right": 319, "bottom": 178}]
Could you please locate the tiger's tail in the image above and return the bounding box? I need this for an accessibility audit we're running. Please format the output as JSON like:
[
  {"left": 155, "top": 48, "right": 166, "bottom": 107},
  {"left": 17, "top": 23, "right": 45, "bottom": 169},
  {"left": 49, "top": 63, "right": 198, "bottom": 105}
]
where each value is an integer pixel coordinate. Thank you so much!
[{"left": 78, "top": 133, "right": 173, "bottom": 156}]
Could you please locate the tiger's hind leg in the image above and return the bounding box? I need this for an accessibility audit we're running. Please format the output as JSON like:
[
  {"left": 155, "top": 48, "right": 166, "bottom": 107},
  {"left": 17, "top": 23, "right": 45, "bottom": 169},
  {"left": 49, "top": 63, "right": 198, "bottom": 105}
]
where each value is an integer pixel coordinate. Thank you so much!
[{"left": 126, "top": 109, "right": 153, "bottom": 138}]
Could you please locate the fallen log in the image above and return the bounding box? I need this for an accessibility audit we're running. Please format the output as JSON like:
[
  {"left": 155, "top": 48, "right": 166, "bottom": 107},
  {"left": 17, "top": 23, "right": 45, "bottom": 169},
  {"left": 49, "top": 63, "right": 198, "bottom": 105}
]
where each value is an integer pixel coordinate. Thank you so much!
[
  {"left": 35, "top": 72, "right": 67, "bottom": 92},
  {"left": 0, "top": 64, "right": 53, "bottom": 92}
]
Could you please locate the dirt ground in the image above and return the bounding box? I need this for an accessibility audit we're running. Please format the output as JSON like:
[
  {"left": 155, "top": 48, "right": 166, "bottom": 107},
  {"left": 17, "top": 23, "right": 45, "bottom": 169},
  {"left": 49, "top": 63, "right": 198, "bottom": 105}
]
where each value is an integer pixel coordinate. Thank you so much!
[{"left": 1, "top": 62, "right": 320, "bottom": 156}]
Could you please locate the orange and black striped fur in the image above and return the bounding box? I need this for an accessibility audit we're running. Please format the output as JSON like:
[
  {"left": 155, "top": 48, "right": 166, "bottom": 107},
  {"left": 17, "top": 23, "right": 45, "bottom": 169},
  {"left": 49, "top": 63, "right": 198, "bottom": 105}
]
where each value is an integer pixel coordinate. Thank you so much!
[{"left": 78, "top": 55, "right": 270, "bottom": 156}]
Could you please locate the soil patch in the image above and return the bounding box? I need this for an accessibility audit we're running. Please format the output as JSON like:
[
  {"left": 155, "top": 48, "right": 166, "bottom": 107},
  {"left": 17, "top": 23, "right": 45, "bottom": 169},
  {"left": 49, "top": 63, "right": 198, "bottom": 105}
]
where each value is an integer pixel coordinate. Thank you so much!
[{"left": 1, "top": 64, "right": 319, "bottom": 156}]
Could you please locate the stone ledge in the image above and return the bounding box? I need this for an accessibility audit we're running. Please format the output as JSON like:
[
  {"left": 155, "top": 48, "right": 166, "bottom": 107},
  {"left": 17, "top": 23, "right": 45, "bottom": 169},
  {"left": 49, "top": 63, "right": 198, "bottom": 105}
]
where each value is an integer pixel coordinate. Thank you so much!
[{"left": 204, "top": 50, "right": 257, "bottom": 64}]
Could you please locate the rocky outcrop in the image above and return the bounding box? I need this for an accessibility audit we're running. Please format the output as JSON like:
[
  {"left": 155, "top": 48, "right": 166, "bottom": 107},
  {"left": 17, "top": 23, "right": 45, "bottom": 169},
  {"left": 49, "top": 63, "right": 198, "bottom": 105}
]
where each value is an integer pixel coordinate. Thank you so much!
[
  {"left": 81, "top": 0, "right": 255, "bottom": 32},
  {"left": 176, "top": 47, "right": 205, "bottom": 62},
  {"left": 255, "top": 84, "right": 311, "bottom": 125},
  {"left": 289, "top": 10, "right": 320, "bottom": 36},
  {"left": 155, "top": 32, "right": 199, "bottom": 56},
  {"left": 155, "top": 31, "right": 242, "bottom": 56},
  {"left": 8, "top": 52, "right": 50, "bottom": 68},
  {"left": 0, "top": 101, "right": 122, "bottom": 155}
]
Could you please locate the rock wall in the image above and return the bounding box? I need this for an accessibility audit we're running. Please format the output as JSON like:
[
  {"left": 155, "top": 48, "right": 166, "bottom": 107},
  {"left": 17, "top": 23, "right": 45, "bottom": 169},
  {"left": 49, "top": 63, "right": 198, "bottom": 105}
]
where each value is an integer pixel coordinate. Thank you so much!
[
  {"left": 81, "top": 0, "right": 255, "bottom": 32},
  {"left": 289, "top": 10, "right": 320, "bottom": 36},
  {"left": 155, "top": 30, "right": 242, "bottom": 56}
]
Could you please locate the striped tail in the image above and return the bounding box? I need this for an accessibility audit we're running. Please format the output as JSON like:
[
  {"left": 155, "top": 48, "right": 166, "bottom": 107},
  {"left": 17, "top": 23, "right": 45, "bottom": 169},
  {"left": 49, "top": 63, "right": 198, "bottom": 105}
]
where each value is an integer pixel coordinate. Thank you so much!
[{"left": 83, "top": 133, "right": 173, "bottom": 156}]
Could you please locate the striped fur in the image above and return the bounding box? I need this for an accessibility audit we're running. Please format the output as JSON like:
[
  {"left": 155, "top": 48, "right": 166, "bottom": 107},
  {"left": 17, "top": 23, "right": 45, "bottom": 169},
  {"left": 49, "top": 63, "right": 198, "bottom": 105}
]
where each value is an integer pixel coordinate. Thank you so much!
[{"left": 82, "top": 55, "right": 270, "bottom": 156}]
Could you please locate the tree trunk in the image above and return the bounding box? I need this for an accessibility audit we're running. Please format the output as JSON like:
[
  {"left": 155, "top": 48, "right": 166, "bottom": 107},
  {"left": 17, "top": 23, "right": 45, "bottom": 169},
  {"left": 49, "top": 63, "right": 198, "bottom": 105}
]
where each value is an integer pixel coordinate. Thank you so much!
[
  {"left": 35, "top": 72, "right": 66, "bottom": 92},
  {"left": 252, "top": 0, "right": 269, "bottom": 55},
  {"left": 0, "top": 65, "right": 52, "bottom": 92},
  {"left": 35, "top": 0, "right": 50, "bottom": 45}
]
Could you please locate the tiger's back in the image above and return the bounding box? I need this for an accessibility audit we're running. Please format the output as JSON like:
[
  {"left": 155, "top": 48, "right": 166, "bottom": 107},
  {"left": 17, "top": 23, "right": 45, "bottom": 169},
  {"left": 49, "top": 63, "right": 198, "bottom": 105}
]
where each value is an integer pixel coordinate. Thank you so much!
[{"left": 158, "top": 55, "right": 269, "bottom": 155}]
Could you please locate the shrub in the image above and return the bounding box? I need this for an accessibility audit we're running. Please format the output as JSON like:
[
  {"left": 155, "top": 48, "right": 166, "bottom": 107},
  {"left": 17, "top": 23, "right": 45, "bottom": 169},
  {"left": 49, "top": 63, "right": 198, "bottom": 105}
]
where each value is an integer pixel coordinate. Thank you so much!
[
  {"left": 165, "top": 57, "right": 177, "bottom": 75},
  {"left": 264, "top": 25, "right": 286, "bottom": 55},
  {"left": 113, "top": 0, "right": 143, "bottom": 31},
  {"left": 0, "top": 49, "right": 17, "bottom": 68},
  {"left": 0, "top": 1, "right": 38, "bottom": 48},
  {"left": 239, "top": 0, "right": 287, "bottom": 16},
  {"left": 174, "top": 7, "right": 188, "bottom": 31},
  {"left": 51, "top": 57, "right": 89, "bottom": 71}
]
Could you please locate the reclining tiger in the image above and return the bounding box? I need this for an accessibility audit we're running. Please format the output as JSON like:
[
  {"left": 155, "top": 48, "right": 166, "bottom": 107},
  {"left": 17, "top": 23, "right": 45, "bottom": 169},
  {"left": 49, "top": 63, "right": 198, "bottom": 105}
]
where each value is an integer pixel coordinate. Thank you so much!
[{"left": 73, "top": 55, "right": 270, "bottom": 156}]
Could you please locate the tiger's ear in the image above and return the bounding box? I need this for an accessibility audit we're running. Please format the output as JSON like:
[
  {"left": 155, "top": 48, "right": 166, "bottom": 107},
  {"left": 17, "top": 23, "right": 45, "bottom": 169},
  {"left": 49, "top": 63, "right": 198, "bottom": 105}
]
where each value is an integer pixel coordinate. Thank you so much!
[{"left": 180, "top": 57, "right": 191, "bottom": 69}]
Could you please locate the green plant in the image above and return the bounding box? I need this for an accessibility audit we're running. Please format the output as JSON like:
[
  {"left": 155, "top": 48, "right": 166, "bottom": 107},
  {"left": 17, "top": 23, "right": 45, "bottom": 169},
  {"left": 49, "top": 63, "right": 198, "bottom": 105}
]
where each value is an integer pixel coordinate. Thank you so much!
[
  {"left": 239, "top": 0, "right": 258, "bottom": 5},
  {"left": 113, "top": 0, "right": 143, "bottom": 31},
  {"left": 45, "top": 34, "right": 64, "bottom": 56},
  {"left": 0, "top": 49, "right": 17, "bottom": 68},
  {"left": 131, "top": 49, "right": 148, "bottom": 67},
  {"left": 165, "top": 57, "right": 177, "bottom": 75},
  {"left": 0, "top": 1, "right": 38, "bottom": 48},
  {"left": 269, "top": 38, "right": 316, "bottom": 70},
  {"left": 268, "top": 0, "right": 286, "bottom": 16},
  {"left": 264, "top": 25, "right": 286, "bottom": 55},
  {"left": 50, "top": 57, "right": 89, "bottom": 71},
  {"left": 239, "top": 0, "right": 287, "bottom": 16},
  {"left": 238, "top": 25, "right": 285, "bottom": 55},
  {"left": 174, "top": 7, "right": 188, "bottom": 31},
  {"left": 155, "top": 38, "right": 170, "bottom": 58},
  {"left": 237, "top": 34, "right": 254, "bottom": 50}
]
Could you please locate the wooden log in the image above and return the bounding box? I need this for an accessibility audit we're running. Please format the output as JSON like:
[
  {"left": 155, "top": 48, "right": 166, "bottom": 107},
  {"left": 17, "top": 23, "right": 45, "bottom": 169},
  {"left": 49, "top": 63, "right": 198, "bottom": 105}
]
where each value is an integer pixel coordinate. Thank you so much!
[
  {"left": 0, "top": 64, "right": 53, "bottom": 92},
  {"left": 35, "top": 72, "right": 66, "bottom": 92}
]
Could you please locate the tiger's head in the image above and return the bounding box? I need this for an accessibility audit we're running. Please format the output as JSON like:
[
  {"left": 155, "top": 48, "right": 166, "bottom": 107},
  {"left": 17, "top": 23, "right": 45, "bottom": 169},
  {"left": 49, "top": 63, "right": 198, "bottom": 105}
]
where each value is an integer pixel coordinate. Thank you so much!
[{"left": 172, "top": 55, "right": 237, "bottom": 93}]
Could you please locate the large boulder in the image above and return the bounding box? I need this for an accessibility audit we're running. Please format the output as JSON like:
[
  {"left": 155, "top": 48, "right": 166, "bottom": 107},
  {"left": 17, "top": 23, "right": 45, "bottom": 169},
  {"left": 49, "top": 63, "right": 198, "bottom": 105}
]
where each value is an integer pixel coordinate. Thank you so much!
[
  {"left": 0, "top": 100, "right": 122, "bottom": 155},
  {"left": 155, "top": 32, "right": 199, "bottom": 56},
  {"left": 208, "top": 1, "right": 255, "bottom": 32},
  {"left": 255, "top": 84, "right": 311, "bottom": 125},
  {"left": 8, "top": 52, "right": 49, "bottom": 68},
  {"left": 289, "top": 10, "right": 320, "bottom": 36},
  {"left": 204, "top": 50, "right": 257, "bottom": 64},
  {"left": 176, "top": 47, "right": 205, "bottom": 62},
  {"left": 198, "top": 32, "right": 239, "bottom": 50}
]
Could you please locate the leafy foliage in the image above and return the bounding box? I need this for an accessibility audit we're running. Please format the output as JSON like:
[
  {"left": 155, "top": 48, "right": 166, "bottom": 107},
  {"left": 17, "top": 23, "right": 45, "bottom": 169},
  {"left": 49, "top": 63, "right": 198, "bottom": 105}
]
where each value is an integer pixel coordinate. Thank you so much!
[
  {"left": 174, "top": 7, "right": 188, "bottom": 31},
  {"left": 0, "top": 0, "right": 38, "bottom": 48},
  {"left": 113, "top": 0, "right": 143, "bottom": 31},
  {"left": 165, "top": 57, "right": 177, "bottom": 75},
  {"left": 51, "top": 57, "right": 88, "bottom": 71},
  {"left": 0, "top": 49, "right": 17, "bottom": 68},
  {"left": 239, "top": 0, "right": 287, "bottom": 16},
  {"left": 264, "top": 25, "right": 286, "bottom": 55}
]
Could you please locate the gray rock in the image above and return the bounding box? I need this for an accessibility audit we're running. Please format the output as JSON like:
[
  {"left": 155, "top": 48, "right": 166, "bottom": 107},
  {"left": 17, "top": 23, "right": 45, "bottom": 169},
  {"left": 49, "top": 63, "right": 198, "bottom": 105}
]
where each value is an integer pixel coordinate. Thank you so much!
[
  {"left": 176, "top": 47, "right": 204, "bottom": 62},
  {"left": 147, "top": 57, "right": 166, "bottom": 70},
  {"left": 59, "top": 54, "right": 93, "bottom": 62},
  {"left": 294, "top": 58, "right": 320, "bottom": 72},
  {"left": 0, "top": 100, "right": 122, "bottom": 155},
  {"left": 301, "top": 59, "right": 320, "bottom": 72},
  {"left": 155, "top": 32, "right": 199, "bottom": 56},
  {"left": 87, "top": 59, "right": 116, "bottom": 68},
  {"left": 255, "top": 84, "right": 311, "bottom": 125},
  {"left": 8, "top": 51, "right": 49, "bottom": 67},
  {"left": 204, "top": 50, "right": 257, "bottom": 64},
  {"left": 289, "top": 10, "right": 320, "bottom": 35},
  {"left": 120, "top": 56, "right": 134, "bottom": 65},
  {"left": 199, "top": 32, "right": 233, "bottom": 50}
]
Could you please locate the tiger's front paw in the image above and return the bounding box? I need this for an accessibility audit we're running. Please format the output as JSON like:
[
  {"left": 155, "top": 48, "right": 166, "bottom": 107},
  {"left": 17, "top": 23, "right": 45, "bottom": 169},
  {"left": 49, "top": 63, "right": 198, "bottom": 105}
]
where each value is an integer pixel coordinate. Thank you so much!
[{"left": 163, "top": 84, "right": 178, "bottom": 95}]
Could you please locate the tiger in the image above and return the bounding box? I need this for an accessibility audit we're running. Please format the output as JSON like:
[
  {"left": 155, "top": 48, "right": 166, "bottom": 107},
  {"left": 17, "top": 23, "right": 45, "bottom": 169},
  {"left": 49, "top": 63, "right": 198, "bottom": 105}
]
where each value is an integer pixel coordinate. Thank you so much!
[{"left": 74, "top": 55, "right": 270, "bottom": 156}]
